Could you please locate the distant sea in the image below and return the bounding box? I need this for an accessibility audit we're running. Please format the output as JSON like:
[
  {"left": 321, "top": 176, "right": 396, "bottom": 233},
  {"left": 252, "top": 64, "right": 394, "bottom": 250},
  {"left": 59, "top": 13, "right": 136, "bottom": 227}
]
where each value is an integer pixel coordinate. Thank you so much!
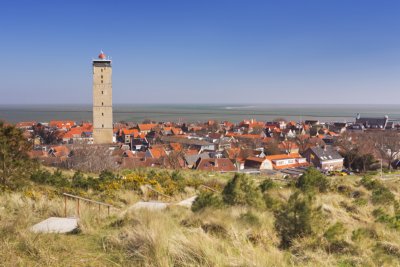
[{"left": 1, "top": 104, "right": 400, "bottom": 124}]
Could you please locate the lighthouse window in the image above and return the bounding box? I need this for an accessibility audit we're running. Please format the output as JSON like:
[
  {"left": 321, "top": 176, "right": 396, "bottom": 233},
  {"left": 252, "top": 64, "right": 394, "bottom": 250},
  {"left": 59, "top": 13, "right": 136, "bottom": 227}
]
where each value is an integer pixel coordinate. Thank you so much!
[
  {"left": 102, "top": 124, "right": 104, "bottom": 128},
  {"left": 101, "top": 91, "right": 104, "bottom": 95},
  {"left": 102, "top": 102, "right": 103, "bottom": 106},
  {"left": 102, "top": 113, "right": 104, "bottom": 116},
  {"left": 101, "top": 75, "right": 103, "bottom": 79}
]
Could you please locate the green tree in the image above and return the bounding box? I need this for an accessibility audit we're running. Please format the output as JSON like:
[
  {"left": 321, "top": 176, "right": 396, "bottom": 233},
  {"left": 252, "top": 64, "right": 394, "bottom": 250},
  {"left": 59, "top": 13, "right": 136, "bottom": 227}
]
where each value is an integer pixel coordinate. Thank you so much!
[
  {"left": 222, "top": 173, "right": 264, "bottom": 208},
  {"left": 0, "top": 122, "right": 34, "bottom": 189},
  {"left": 296, "top": 167, "right": 329, "bottom": 193},
  {"left": 274, "top": 191, "right": 320, "bottom": 248},
  {"left": 191, "top": 191, "right": 224, "bottom": 212}
]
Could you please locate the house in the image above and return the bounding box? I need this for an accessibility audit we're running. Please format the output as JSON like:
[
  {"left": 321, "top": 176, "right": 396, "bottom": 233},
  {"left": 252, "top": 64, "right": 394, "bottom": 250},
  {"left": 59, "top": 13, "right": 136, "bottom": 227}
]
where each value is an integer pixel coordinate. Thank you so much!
[
  {"left": 195, "top": 158, "right": 236, "bottom": 172},
  {"left": 244, "top": 153, "right": 308, "bottom": 171},
  {"left": 355, "top": 114, "right": 388, "bottom": 130},
  {"left": 138, "top": 123, "right": 158, "bottom": 134},
  {"left": 184, "top": 152, "right": 210, "bottom": 168},
  {"left": 49, "top": 120, "right": 75, "bottom": 130},
  {"left": 160, "top": 136, "right": 215, "bottom": 151},
  {"left": 302, "top": 146, "right": 344, "bottom": 171},
  {"left": 131, "top": 138, "right": 149, "bottom": 151},
  {"left": 16, "top": 121, "right": 36, "bottom": 130},
  {"left": 145, "top": 145, "right": 167, "bottom": 159},
  {"left": 117, "top": 128, "right": 139, "bottom": 144}
]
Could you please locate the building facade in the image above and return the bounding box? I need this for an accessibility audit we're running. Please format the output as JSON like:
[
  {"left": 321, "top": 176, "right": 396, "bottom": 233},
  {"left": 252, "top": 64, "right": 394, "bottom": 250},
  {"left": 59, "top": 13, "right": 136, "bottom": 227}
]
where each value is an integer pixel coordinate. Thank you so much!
[{"left": 92, "top": 51, "right": 113, "bottom": 144}]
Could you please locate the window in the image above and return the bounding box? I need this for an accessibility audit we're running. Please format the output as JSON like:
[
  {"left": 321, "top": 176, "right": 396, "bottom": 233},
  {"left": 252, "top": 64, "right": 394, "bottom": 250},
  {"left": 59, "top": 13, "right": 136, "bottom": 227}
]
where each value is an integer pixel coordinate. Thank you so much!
[
  {"left": 102, "top": 102, "right": 103, "bottom": 106},
  {"left": 101, "top": 75, "right": 103, "bottom": 79},
  {"left": 101, "top": 80, "right": 103, "bottom": 83},
  {"left": 102, "top": 112, "right": 104, "bottom": 116},
  {"left": 102, "top": 124, "right": 104, "bottom": 128},
  {"left": 101, "top": 69, "right": 103, "bottom": 72},
  {"left": 101, "top": 91, "right": 104, "bottom": 95}
]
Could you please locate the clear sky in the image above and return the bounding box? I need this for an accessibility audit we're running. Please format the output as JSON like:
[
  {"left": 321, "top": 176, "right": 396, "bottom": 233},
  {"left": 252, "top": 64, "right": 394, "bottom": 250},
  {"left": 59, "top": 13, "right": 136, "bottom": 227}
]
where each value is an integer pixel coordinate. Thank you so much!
[{"left": 1, "top": 0, "right": 399, "bottom": 105}]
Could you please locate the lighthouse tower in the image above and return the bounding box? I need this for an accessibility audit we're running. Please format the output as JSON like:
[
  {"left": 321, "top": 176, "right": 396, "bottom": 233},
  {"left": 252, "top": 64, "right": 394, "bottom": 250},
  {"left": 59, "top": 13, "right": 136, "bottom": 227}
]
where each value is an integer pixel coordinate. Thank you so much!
[{"left": 92, "top": 51, "right": 113, "bottom": 144}]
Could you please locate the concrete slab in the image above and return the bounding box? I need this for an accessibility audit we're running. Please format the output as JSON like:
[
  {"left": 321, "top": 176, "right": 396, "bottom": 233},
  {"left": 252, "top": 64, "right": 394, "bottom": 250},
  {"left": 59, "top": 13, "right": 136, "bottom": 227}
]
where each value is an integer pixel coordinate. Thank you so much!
[
  {"left": 30, "top": 217, "right": 78, "bottom": 234},
  {"left": 177, "top": 196, "right": 197, "bottom": 208},
  {"left": 129, "top": 201, "right": 169, "bottom": 210}
]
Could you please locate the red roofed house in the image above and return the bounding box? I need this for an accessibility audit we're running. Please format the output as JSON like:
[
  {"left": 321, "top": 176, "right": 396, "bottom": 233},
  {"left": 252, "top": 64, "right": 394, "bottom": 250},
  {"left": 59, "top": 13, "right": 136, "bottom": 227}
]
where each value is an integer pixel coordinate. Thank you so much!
[
  {"left": 244, "top": 153, "right": 309, "bottom": 171},
  {"left": 49, "top": 120, "right": 75, "bottom": 130},
  {"left": 146, "top": 145, "right": 167, "bottom": 159},
  {"left": 16, "top": 121, "right": 36, "bottom": 129},
  {"left": 138, "top": 123, "right": 158, "bottom": 134}
]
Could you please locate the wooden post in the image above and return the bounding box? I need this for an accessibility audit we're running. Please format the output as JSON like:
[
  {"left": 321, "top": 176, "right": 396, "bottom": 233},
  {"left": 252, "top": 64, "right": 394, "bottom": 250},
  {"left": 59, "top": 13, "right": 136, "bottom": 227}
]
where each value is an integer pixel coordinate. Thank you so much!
[
  {"left": 64, "top": 195, "right": 67, "bottom": 217},
  {"left": 77, "top": 199, "right": 80, "bottom": 217},
  {"left": 98, "top": 204, "right": 101, "bottom": 213},
  {"left": 107, "top": 206, "right": 110, "bottom": 216}
]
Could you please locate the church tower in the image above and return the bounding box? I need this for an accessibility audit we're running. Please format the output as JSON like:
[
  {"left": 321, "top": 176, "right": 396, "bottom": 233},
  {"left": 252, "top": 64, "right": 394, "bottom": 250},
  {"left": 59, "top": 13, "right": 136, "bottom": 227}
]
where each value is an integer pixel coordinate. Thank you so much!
[{"left": 92, "top": 51, "right": 113, "bottom": 144}]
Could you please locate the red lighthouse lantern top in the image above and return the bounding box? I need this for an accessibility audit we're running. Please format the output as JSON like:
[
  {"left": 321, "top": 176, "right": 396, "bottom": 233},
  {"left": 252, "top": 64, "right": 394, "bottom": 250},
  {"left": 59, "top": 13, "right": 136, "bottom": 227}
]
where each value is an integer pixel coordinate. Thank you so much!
[{"left": 98, "top": 50, "right": 106, "bottom": 59}]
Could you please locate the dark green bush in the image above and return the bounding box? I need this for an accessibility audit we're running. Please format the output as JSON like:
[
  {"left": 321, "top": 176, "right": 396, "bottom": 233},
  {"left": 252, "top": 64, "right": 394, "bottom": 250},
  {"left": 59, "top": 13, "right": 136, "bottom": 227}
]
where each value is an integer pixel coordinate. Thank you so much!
[
  {"left": 371, "top": 186, "right": 395, "bottom": 205},
  {"left": 351, "top": 228, "right": 378, "bottom": 242},
  {"left": 30, "top": 169, "right": 52, "bottom": 184},
  {"left": 222, "top": 173, "right": 264, "bottom": 208},
  {"left": 324, "top": 222, "right": 346, "bottom": 243},
  {"left": 296, "top": 167, "right": 329, "bottom": 193},
  {"left": 274, "top": 191, "right": 320, "bottom": 248},
  {"left": 259, "top": 178, "right": 275, "bottom": 192},
  {"left": 360, "top": 175, "right": 381, "bottom": 190},
  {"left": 360, "top": 175, "right": 395, "bottom": 205},
  {"left": 191, "top": 191, "right": 224, "bottom": 212},
  {"left": 71, "top": 171, "right": 91, "bottom": 190}
]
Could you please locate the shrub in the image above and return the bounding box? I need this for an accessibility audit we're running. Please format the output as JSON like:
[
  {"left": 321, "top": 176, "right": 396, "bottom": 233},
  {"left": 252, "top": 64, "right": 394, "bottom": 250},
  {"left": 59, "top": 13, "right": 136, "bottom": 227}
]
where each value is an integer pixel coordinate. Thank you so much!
[
  {"left": 324, "top": 222, "right": 346, "bottom": 243},
  {"left": 371, "top": 186, "right": 395, "bottom": 205},
  {"left": 373, "top": 208, "right": 400, "bottom": 230},
  {"left": 239, "top": 211, "right": 261, "bottom": 226},
  {"left": 360, "top": 175, "right": 395, "bottom": 205},
  {"left": 71, "top": 171, "right": 90, "bottom": 190},
  {"left": 296, "top": 167, "right": 329, "bottom": 193},
  {"left": 360, "top": 175, "right": 381, "bottom": 190},
  {"left": 30, "top": 169, "right": 52, "bottom": 184},
  {"left": 222, "top": 173, "right": 264, "bottom": 208},
  {"left": 191, "top": 191, "right": 224, "bottom": 212},
  {"left": 259, "top": 178, "right": 275, "bottom": 192},
  {"left": 351, "top": 228, "right": 378, "bottom": 242},
  {"left": 274, "top": 191, "right": 321, "bottom": 248}
]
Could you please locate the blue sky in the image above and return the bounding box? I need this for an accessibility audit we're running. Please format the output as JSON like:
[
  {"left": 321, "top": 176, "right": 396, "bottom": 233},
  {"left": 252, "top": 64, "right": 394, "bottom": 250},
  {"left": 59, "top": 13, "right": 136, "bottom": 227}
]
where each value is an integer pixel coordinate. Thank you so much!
[{"left": 1, "top": 0, "right": 399, "bottom": 105}]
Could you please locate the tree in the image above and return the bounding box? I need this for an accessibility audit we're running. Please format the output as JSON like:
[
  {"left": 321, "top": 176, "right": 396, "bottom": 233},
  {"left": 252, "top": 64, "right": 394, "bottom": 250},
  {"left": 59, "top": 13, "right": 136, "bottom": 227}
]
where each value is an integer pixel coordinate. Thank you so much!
[
  {"left": 264, "top": 140, "right": 281, "bottom": 155},
  {"left": 161, "top": 151, "right": 185, "bottom": 169},
  {"left": 222, "top": 173, "right": 264, "bottom": 208},
  {"left": 0, "top": 122, "right": 34, "bottom": 189},
  {"left": 335, "top": 131, "right": 360, "bottom": 170},
  {"left": 64, "top": 143, "right": 118, "bottom": 173},
  {"left": 274, "top": 191, "right": 320, "bottom": 248},
  {"left": 371, "top": 131, "right": 400, "bottom": 170},
  {"left": 296, "top": 167, "right": 329, "bottom": 193}
]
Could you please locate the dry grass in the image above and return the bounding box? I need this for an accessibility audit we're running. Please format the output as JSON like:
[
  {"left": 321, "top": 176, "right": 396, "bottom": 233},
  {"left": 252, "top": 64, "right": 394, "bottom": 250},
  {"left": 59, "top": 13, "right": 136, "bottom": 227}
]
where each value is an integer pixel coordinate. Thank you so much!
[{"left": 1, "top": 173, "right": 400, "bottom": 266}]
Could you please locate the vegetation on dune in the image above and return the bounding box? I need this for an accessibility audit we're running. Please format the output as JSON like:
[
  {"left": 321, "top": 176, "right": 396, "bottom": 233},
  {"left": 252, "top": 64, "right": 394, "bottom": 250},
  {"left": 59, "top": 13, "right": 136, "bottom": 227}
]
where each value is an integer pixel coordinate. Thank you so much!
[{"left": 2, "top": 123, "right": 400, "bottom": 266}]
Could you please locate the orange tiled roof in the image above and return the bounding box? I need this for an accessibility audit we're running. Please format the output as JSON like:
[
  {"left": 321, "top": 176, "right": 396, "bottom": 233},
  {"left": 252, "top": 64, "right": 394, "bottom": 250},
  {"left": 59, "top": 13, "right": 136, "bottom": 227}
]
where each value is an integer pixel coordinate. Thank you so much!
[
  {"left": 16, "top": 121, "right": 36, "bottom": 128},
  {"left": 149, "top": 145, "right": 167, "bottom": 159},
  {"left": 49, "top": 120, "right": 75, "bottom": 129},
  {"left": 120, "top": 128, "right": 139, "bottom": 136},
  {"left": 265, "top": 153, "right": 302, "bottom": 161},
  {"left": 170, "top": 142, "right": 183, "bottom": 151},
  {"left": 138, "top": 123, "right": 158, "bottom": 131}
]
